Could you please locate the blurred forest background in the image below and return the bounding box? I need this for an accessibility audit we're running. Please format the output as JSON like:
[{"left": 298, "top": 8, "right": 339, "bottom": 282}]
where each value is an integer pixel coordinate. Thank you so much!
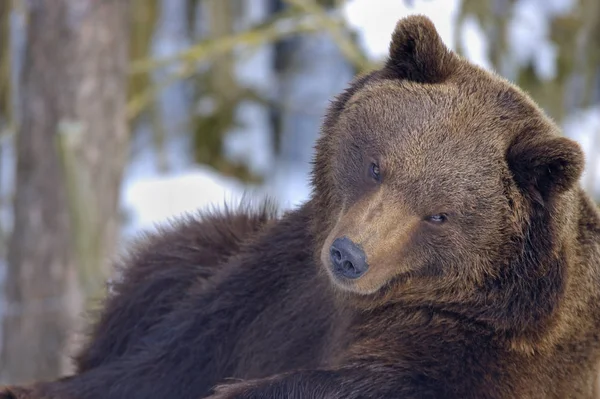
[{"left": 0, "top": 0, "right": 599, "bottom": 386}]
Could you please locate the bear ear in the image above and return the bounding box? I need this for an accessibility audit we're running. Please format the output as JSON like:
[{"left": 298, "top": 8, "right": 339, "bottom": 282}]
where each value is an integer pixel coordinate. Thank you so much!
[
  {"left": 385, "top": 15, "right": 456, "bottom": 83},
  {"left": 507, "top": 135, "right": 585, "bottom": 204}
]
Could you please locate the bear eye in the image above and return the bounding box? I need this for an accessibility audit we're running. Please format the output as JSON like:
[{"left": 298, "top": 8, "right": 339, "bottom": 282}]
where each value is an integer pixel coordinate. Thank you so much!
[
  {"left": 426, "top": 214, "right": 448, "bottom": 224},
  {"left": 369, "top": 162, "right": 381, "bottom": 182}
]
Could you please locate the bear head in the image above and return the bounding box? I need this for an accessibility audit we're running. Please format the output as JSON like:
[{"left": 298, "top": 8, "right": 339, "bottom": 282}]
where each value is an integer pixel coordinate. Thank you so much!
[{"left": 310, "top": 15, "right": 585, "bottom": 341}]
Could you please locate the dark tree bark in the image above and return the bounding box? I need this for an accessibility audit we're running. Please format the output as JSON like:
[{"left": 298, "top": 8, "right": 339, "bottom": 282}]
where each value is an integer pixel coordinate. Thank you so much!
[{"left": 0, "top": 0, "right": 131, "bottom": 384}]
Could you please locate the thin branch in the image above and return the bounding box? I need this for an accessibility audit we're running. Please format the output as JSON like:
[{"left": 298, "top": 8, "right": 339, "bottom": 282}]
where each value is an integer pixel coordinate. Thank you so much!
[
  {"left": 127, "top": 15, "right": 330, "bottom": 120},
  {"left": 127, "top": 63, "right": 195, "bottom": 121},
  {"left": 129, "top": 10, "right": 320, "bottom": 75},
  {"left": 127, "top": 3, "right": 373, "bottom": 120}
]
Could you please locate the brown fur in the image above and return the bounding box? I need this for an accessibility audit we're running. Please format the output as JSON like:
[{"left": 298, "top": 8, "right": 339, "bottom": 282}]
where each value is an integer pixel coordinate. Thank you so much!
[{"left": 3, "top": 15, "right": 600, "bottom": 399}]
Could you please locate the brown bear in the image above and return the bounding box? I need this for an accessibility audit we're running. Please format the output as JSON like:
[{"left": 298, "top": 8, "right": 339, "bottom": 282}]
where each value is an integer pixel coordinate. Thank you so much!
[{"left": 3, "top": 14, "right": 600, "bottom": 399}]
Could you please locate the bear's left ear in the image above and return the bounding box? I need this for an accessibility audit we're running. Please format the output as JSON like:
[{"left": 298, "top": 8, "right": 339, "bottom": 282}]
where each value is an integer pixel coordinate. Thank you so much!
[
  {"left": 507, "top": 135, "right": 585, "bottom": 204},
  {"left": 385, "top": 15, "right": 457, "bottom": 83}
]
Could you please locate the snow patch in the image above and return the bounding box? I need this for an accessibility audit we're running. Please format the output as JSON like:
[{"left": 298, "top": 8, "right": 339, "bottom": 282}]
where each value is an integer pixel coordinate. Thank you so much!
[
  {"left": 121, "top": 167, "right": 250, "bottom": 236},
  {"left": 343, "top": 0, "right": 461, "bottom": 60},
  {"left": 563, "top": 107, "right": 600, "bottom": 195}
]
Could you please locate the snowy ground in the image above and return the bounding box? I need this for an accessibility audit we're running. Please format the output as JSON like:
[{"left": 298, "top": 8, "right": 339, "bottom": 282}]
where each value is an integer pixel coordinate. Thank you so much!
[{"left": 122, "top": 166, "right": 250, "bottom": 237}]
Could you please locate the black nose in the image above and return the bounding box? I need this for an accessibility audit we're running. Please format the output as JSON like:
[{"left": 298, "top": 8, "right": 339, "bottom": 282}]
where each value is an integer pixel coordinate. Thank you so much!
[{"left": 329, "top": 237, "right": 369, "bottom": 279}]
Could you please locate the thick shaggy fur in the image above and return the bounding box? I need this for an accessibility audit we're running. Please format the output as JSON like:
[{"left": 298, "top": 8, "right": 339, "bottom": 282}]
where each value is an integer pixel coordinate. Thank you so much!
[{"left": 3, "top": 15, "right": 600, "bottom": 399}]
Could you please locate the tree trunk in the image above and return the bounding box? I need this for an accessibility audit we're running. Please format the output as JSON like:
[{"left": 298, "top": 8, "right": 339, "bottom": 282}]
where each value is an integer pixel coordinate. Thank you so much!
[{"left": 0, "top": 0, "right": 131, "bottom": 384}]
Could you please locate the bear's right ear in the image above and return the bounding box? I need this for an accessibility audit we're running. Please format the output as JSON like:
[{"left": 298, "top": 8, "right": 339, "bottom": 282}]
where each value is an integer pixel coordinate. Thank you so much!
[
  {"left": 507, "top": 135, "right": 585, "bottom": 204},
  {"left": 385, "top": 15, "right": 457, "bottom": 83}
]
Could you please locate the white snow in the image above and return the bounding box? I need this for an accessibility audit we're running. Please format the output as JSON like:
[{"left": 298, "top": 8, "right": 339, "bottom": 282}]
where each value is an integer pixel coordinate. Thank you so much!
[
  {"left": 563, "top": 107, "right": 600, "bottom": 195},
  {"left": 121, "top": 166, "right": 249, "bottom": 236},
  {"left": 343, "top": 0, "right": 461, "bottom": 59}
]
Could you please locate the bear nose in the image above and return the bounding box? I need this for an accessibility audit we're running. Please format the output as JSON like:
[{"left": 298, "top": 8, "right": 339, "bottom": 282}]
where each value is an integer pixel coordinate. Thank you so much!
[{"left": 329, "top": 237, "right": 369, "bottom": 279}]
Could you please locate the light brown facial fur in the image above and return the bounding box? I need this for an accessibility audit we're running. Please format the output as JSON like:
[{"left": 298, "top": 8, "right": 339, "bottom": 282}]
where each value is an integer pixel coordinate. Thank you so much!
[{"left": 320, "top": 188, "right": 420, "bottom": 294}]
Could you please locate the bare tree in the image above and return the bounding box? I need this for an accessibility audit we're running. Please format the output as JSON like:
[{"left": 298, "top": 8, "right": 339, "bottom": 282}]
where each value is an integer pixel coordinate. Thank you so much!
[{"left": 0, "top": 0, "right": 131, "bottom": 384}]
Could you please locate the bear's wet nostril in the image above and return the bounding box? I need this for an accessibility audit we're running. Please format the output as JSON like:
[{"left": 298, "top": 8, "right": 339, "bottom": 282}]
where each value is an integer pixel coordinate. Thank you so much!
[
  {"left": 331, "top": 249, "right": 342, "bottom": 262},
  {"left": 342, "top": 260, "right": 356, "bottom": 274}
]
